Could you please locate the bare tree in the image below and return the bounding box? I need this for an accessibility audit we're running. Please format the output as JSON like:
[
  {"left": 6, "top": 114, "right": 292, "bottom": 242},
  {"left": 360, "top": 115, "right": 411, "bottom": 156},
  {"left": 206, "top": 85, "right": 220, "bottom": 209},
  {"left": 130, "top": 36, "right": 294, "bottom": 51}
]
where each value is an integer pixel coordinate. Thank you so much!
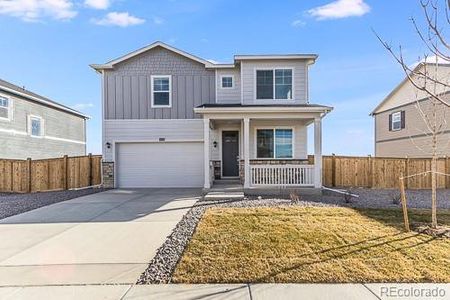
[{"left": 375, "top": 0, "right": 450, "bottom": 228}]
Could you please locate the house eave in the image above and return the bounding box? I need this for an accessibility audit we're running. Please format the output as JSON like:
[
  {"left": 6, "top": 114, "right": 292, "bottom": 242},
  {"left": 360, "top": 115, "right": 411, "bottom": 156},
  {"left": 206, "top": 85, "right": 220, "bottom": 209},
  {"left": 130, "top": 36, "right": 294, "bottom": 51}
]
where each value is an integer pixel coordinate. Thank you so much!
[
  {"left": 0, "top": 84, "right": 89, "bottom": 119},
  {"left": 194, "top": 105, "right": 333, "bottom": 115}
]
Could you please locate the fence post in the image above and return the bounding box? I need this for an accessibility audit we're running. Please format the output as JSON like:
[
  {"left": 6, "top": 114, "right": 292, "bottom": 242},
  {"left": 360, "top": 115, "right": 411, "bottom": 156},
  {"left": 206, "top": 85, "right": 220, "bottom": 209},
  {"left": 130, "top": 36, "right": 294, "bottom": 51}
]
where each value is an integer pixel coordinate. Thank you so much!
[
  {"left": 368, "top": 155, "right": 373, "bottom": 188},
  {"left": 63, "top": 155, "right": 69, "bottom": 190},
  {"left": 27, "top": 158, "right": 32, "bottom": 193},
  {"left": 9, "top": 161, "right": 13, "bottom": 192},
  {"left": 88, "top": 153, "right": 93, "bottom": 186},
  {"left": 331, "top": 153, "right": 336, "bottom": 187}
]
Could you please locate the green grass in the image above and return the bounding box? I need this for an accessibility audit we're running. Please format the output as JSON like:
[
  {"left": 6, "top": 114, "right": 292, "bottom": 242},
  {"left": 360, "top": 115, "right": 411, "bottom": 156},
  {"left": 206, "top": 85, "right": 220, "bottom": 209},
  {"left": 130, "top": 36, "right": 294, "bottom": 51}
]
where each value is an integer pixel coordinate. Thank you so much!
[{"left": 172, "top": 207, "right": 450, "bottom": 283}]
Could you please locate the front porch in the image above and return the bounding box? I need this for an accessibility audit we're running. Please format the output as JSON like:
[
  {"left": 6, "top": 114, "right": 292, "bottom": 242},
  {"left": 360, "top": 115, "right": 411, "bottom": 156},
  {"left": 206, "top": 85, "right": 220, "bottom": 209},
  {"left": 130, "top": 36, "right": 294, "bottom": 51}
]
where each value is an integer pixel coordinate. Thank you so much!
[{"left": 194, "top": 104, "right": 332, "bottom": 193}]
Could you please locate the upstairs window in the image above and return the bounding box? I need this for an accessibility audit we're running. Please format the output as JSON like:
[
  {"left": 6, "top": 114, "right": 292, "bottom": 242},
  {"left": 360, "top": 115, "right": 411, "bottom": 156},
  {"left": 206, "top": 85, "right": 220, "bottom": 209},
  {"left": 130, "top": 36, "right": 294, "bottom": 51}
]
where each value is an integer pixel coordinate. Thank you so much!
[
  {"left": 0, "top": 96, "right": 10, "bottom": 120},
  {"left": 256, "top": 69, "right": 293, "bottom": 100},
  {"left": 389, "top": 111, "right": 405, "bottom": 131},
  {"left": 28, "top": 115, "right": 43, "bottom": 137},
  {"left": 151, "top": 75, "right": 171, "bottom": 107},
  {"left": 221, "top": 76, "right": 234, "bottom": 88}
]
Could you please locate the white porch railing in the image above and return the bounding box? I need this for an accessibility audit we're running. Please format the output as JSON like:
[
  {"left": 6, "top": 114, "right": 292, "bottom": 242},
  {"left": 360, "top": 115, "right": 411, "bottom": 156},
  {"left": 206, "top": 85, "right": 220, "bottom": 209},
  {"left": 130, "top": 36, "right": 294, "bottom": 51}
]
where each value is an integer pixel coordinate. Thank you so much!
[{"left": 250, "top": 164, "right": 315, "bottom": 187}]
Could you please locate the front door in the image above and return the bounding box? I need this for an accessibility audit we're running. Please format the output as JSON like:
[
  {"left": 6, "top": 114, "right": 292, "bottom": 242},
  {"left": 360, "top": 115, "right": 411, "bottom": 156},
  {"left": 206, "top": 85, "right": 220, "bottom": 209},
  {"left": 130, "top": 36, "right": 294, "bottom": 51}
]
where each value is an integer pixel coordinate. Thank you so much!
[{"left": 222, "top": 131, "right": 239, "bottom": 177}]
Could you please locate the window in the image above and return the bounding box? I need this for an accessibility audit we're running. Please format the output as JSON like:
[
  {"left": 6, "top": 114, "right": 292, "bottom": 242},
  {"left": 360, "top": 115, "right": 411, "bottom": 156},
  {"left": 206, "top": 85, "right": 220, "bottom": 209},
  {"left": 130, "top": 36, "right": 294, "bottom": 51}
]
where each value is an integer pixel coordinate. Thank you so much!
[
  {"left": 256, "top": 128, "right": 293, "bottom": 159},
  {"left": 221, "top": 76, "right": 233, "bottom": 88},
  {"left": 256, "top": 69, "right": 293, "bottom": 100},
  {"left": 151, "top": 75, "right": 171, "bottom": 107},
  {"left": 390, "top": 111, "right": 405, "bottom": 131},
  {"left": 29, "top": 116, "right": 43, "bottom": 137},
  {"left": 0, "top": 96, "right": 10, "bottom": 120}
]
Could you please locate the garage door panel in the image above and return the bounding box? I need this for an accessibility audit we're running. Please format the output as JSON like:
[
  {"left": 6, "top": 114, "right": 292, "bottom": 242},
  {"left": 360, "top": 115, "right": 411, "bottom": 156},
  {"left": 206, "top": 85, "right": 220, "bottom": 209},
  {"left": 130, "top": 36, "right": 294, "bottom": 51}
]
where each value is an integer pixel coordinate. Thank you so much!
[{"left": 117, "top": 142, "right": 204, "bottom": 188}]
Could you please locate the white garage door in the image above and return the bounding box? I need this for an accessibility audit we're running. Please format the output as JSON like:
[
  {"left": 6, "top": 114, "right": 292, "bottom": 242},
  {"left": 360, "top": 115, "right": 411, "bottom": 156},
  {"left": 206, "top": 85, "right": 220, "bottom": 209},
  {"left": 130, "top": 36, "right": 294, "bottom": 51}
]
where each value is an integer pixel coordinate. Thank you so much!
[{"left": 116, "top": 142, "right": 204, "bottom": 188}]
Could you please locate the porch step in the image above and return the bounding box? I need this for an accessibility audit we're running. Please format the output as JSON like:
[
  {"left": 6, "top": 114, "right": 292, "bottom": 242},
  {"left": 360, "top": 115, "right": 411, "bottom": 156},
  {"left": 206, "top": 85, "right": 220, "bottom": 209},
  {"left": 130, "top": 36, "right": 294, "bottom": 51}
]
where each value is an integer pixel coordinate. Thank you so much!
[{"left": 203, "top": 191, "right": 245, "bottom": 201}]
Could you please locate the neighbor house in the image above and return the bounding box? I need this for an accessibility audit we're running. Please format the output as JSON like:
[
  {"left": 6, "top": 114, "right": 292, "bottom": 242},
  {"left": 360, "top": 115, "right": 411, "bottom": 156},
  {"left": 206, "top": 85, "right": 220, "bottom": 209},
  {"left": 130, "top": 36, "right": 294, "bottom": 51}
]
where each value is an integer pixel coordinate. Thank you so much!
[
  {"left": 91, "top": 41, "right": 332, "bottom": 192},
  {"left": 0, "top": 78, "right": 88, "bottom": 159},
  {"left": 371, "top": 63, "right": 450, "bottom": 158}
]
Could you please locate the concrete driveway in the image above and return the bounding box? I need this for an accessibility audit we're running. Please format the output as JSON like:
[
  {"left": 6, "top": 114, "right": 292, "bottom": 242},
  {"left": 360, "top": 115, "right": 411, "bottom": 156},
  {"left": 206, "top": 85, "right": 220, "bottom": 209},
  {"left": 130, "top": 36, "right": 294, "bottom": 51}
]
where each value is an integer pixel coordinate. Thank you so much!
[{"left": 0, "top": 188, "right": 200, "bottom": 286}]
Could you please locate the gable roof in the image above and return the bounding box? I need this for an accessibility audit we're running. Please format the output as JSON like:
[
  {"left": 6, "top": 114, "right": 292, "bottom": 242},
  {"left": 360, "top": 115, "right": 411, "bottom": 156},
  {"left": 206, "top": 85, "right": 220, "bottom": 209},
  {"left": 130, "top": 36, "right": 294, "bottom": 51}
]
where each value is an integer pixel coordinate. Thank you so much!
[
  {"left": 0, "top": 78, "right": 89, "bottom": 119},
  {"left": 90, "top": 41, "right": 219, "bottom": 71},
  {"left": 90, "top": 41, "right": 319, "bottom": 72},
  {"left": 371, "top": 62, "right": 450, "bottom": 115}
]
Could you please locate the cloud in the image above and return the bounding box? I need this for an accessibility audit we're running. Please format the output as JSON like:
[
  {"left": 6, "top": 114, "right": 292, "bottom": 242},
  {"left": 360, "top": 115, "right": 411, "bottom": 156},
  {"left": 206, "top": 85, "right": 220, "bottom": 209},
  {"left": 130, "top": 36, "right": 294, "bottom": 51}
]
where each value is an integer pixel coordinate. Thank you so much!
[
  {"left": 308, "top": 0, "right": 370, "bottom": 20},
  {"left": 84, "top": 0, "right": 110, "bottom": 10},
  {"left": 93, "top": 12, "right": 145, "bottom": 27},
  {"left": 291, "top": 19, "right": 306, "bottom": 27},
  {"left": 152, "top": 16, "right": 164, "bottom": 25},
  {"left": 0, "top": 0, "right": 77, "bottom": 22},
  {"left": 72, "top": 103, "right": 94, "bottom": 110}
]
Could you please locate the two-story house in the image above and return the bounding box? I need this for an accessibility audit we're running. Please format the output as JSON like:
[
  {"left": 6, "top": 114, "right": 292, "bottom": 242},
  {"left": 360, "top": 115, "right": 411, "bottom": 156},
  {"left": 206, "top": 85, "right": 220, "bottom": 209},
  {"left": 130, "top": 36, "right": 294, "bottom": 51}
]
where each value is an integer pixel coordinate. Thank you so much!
[
  {"left": 91, "top": 42, "right": 332, "bottom": 192},
  {"left": 0, "top": 78, "right": 88, "bottom": 159},
  {"left": 371, "top": 62, "right": 450, "bottom": 158}
]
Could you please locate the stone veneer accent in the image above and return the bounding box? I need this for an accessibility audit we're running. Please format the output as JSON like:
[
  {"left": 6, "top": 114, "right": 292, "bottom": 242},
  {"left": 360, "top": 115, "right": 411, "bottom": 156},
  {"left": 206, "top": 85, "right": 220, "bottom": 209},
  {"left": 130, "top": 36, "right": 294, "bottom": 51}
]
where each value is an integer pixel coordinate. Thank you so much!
[{"left": 102, "top": 162, "right": 114, "bottom": 188}]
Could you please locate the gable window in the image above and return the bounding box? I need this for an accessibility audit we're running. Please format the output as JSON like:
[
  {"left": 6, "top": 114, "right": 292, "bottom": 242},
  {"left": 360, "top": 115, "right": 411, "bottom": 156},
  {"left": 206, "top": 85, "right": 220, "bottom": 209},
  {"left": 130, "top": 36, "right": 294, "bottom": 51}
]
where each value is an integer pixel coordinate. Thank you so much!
[
  {"left": 256, "top": 128, "right": 293, "bottom": 159},
  {"left": 28, "top": 115, "right": 43, "bottom": 137},
  {"left": 0, "top": 96, "right": 10, "bottom": 120},
  {"left": 256, "top": 69, "right": 293, "bottom": 100},
  {"left": 389, "top": 111, "right": 405, "bottom": 131},
  {"left": 221, "top": 76, "right": 233, "bottom": 88},
  {"left": 151, "top": 75, "right": 171, "bottom": 107}
]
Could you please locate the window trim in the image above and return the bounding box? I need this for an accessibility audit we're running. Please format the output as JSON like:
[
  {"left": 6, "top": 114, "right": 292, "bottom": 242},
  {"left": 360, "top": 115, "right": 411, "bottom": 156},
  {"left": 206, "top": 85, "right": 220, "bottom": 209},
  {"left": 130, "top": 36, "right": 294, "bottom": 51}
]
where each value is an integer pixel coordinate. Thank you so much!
[
  {"left": 254, "top": 126, "right": 295, "bottom": 159},
  {"left": 254, "top": 67, "right": 295, "bottom": 101},
  {"left": 151, "top": 75, "right": 172, "bottom": 108},
  {"left": 391, "top": 111, "right": 402, "bottom": 131},
  {"left": 28, "top": 114, "right": 44, "bottom": 138},
  {"left": 0, "top": 94, "right": 13, "bottom": 122},
  {"left": 220, "top": 75, "right": 234, "bottom": 89}
]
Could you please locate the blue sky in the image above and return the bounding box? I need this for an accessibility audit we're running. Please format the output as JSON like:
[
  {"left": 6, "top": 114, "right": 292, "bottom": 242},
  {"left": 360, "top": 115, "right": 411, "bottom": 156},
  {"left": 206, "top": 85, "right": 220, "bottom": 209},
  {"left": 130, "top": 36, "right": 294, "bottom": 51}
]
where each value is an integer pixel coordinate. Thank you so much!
[{"left": 0, "top": 0, "right": 429, "bottom": 155}]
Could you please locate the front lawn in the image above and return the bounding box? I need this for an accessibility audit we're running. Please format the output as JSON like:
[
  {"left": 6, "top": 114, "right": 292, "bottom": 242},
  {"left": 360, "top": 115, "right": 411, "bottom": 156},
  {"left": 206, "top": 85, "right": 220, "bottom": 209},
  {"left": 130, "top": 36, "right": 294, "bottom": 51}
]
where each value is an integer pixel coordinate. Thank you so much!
[{"left": 172, "top": 206, "right": 450, "bottom": 283}]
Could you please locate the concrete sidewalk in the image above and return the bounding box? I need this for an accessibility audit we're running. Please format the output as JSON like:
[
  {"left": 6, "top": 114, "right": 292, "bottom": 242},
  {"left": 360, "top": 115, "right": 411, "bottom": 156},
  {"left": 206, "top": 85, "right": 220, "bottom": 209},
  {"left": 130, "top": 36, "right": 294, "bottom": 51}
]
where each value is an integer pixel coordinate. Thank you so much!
[
  {"left": 0, "top": 189, "right": 200, "bottom": 286},
  {"left": 1, "top": 283, "right": 449, "bottom": 300}
]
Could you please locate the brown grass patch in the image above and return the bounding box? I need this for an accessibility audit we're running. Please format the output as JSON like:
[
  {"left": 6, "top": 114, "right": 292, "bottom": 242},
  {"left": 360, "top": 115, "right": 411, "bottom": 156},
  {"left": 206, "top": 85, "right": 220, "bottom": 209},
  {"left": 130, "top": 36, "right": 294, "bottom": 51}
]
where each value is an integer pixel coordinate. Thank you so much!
[{"left": 172, "top": 207, "right": 450, "bottom": 283}]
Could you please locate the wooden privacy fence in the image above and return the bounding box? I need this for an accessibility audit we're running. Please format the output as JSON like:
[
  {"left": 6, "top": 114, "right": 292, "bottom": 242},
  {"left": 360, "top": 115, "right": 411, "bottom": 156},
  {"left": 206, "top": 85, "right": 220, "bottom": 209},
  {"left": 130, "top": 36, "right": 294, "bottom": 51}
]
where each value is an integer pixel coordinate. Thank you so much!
[
  {"left": 0, "top": 154, "right": 102, "bottom": 193},
  {"left": 308, "top": 155, "right": 450, "bottom": 189}
]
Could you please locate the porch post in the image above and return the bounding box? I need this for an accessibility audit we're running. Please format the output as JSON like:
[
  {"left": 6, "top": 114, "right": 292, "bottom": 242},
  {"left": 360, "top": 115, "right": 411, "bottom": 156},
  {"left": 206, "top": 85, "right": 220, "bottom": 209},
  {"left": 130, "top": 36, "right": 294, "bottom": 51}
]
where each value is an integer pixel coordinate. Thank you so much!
[
  {"left": 243, "top": 117, "right": 250, "bottom": 188},
  {"left": 314, "top": 117, "right": 322, "bottom": 188},
  {"left": 204, "top": 118, "right": 211, "bottom": 189}
]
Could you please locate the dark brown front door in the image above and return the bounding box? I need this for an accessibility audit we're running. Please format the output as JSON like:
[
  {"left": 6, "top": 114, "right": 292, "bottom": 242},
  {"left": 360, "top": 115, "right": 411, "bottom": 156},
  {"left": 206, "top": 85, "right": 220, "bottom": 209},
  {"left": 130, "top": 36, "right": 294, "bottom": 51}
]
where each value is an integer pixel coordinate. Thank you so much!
[{"left": 222, "top": 131, "right": 239, "bottom": 177}]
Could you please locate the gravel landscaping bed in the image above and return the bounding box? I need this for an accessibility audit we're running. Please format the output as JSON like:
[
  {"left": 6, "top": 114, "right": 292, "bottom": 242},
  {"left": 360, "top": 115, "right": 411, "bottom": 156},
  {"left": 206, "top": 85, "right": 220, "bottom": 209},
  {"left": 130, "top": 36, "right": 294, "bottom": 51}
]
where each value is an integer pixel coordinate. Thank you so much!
[
  {"left": 318, "top": 188, "right": 450, "bottom": 209},
  {"left": 137, "top": 198, "right": 335, "bottom": 284},
  {"left": 0, "top": 188, "right": 107, "bottom": 220}
]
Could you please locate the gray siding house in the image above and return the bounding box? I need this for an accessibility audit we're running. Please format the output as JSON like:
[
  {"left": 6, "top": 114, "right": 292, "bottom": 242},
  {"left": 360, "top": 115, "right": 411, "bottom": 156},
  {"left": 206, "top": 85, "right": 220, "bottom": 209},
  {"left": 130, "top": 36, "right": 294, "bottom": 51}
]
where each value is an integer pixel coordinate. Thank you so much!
[
  {"left": 0, "top": 79, "right": 88, "bottom": 159},
  {"left": 92, "top": 41, "right": 332, "bottom": 191},
  {"left": 371, "top": 63, "right": 450, "bottom": 158}
]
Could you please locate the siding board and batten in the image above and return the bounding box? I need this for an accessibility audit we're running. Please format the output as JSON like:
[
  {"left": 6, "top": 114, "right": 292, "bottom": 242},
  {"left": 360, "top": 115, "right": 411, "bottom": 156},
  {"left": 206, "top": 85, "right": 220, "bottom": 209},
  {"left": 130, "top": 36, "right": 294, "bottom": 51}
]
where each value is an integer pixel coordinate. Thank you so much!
[{"left": 103, "top": 46, "right": 216, "bottom": 120}]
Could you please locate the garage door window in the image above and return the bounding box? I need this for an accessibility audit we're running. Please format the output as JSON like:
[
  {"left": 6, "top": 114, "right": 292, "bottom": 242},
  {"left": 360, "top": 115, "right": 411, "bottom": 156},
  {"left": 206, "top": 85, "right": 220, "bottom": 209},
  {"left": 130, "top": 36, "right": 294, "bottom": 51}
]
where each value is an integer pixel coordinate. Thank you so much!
[{"left": 151, "top": 75, "right": 171, "bottom": 108}]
